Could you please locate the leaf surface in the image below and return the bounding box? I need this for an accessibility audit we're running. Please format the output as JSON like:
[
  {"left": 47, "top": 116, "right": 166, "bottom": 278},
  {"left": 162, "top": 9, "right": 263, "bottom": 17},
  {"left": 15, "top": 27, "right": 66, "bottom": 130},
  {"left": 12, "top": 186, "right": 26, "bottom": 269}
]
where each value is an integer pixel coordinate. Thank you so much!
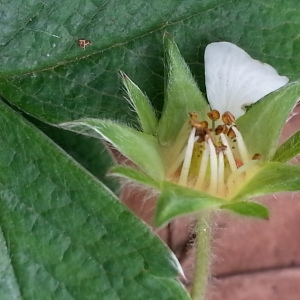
[
  {"left": 157, "top": 34, "right": 208, "bottom": 145},
  {"left": 221, "top": 201, "right": 269, "bottom": 219},
  {"left": 2, "top": 0, "right": 300, "bottom": 124},
  {"left": 273, "top": 130, "right": 300, "bottom": 162},
  {"left": 232, "top": 162, "right": 300, "bottom": 202},
  {"left": 61, "top": 118, "right": 165, "bottom": 181},
  {"left": 110, "top": 166, "right": 161, "bottom": 190},
  {"left": 0, "top": 101, "right": 188, "bottom": 299},
  {"left": 155, "top": 181, "right": 226, "bottom": 227},
  {"left": 121, "top": 72, "right": 158, "bottom": 135}
]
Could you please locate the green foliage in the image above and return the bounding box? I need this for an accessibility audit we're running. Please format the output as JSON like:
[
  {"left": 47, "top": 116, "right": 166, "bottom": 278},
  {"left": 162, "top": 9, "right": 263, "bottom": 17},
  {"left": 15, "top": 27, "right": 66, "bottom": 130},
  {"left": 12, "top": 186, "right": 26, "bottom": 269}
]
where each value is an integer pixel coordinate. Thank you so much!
[
  {"left": 157, "top": 34, "right": 208, "bottom": 145},
  {"left": 155, "top": 182, "right": 226, "bottom": 227},
  {"left": 2, "top": 0, "right": 300, "bottom": 125},
  {"left": 121, "top": 71, "right": 158, "bottom": 135},
  {"left": 0, "top": 101, "right": 187, "bottom": 299},
  {"left": 232, "top": 163, "right": 300, "bottom": 202},
  {"left": 110, "top": 166, "right": 161, "bottom": 190},
  {"left": 221, "top": 201, "right": 269, "bottom": 219},
  {"left": 1, "top": 0, "right": 300, "bottom": 298},
  {"left": 61, "top": 118, "right": 165, "bottom": 181}
]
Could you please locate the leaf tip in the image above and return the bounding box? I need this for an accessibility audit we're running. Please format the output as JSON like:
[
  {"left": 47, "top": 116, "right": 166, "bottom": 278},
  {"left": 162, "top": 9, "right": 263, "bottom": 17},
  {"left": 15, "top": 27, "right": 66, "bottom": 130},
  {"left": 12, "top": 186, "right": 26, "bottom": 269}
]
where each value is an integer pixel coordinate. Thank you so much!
[
  {"left": 119, "top": 70, "right": 128, "bottom": 80},
  {"left": 163, "top": 31, "right": 170, "bottom": 39}
]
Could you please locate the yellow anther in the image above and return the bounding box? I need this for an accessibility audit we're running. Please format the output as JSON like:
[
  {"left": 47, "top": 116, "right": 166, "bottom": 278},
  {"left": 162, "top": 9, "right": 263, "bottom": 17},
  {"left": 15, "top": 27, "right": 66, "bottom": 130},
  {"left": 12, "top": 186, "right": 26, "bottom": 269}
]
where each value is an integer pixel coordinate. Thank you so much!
[
  {"left": 207, "top": 109, "right": 220, "bottom": 121},
  {"left": 189, "top": 112, "right": 198, "bottom": 120},
  {"left": 215, "top": 124, "right": 228, "bottom": 135},
  {"left": 227, "top": 127, "right": 236, "bottom": 139},
  {"left": 222, "top": 111, "right": 236, "bottom": 125},
  {"left": 252, "top": 153, "right": 262, "bottom": 160}
]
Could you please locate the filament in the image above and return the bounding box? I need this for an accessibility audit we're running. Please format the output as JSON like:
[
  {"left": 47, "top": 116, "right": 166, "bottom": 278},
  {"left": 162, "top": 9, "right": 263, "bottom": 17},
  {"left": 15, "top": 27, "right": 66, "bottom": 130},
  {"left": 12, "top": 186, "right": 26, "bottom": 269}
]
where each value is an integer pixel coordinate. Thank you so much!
[
  {"left": 231, "top": 126, "right": 250, "bottom": 164},
  {"left": 178, "top": 127, "right": 196, "bottom": 186},
  {"left": 207, "top": 138, "right": 218, "bottom": 194},
  {"left": 195, "top": 142, "right": 209, "bottom": 190},
  {"left": 220, "top": 133, "right": 237, "bottom": 172}
]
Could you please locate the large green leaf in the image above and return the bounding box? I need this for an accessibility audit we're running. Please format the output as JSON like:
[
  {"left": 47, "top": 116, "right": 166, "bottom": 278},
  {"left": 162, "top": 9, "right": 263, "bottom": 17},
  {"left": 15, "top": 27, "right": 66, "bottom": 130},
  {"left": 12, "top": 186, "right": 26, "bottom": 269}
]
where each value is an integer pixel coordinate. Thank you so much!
[
  {"left": 0, "top": 101, "right": 189, "bottom": 299},
  {"left": 1, "top": 0, "right": 300, "bottom": 125},
  {"left": 1, "top": 2, "right": 300, "bottom": 297},
  {"left": 31, "top": 118, "right": 119, "bottom": 193},
  {"left": 0, "top": 227, "right": 21, "bottom": 298}
]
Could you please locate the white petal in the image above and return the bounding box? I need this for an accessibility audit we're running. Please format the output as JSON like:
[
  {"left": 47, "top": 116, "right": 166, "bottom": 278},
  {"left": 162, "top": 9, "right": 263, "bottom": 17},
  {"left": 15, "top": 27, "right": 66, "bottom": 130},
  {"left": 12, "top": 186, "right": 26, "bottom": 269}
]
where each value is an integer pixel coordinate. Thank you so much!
[{"left": 204, "top": 42, "right": 289, "bottom": 118}]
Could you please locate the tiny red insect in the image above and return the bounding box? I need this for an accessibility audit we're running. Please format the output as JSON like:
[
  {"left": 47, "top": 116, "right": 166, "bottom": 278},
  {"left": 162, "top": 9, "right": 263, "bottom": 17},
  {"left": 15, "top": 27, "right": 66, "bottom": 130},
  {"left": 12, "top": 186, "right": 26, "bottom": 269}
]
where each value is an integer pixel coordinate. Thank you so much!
[{"left": 78, "top": 39, "right": 92, "bottom": 50}]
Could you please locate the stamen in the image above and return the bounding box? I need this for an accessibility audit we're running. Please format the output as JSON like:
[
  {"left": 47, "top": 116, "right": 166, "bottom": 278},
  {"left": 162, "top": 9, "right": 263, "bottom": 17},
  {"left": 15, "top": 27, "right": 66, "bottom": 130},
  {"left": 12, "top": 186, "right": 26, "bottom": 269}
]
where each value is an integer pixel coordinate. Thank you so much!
[
  {"left": 207, "top": 138, "right": 218, "bottom": 195},
  {"left": 189, "top": 112, "right": 198, "bottom": 120},
  {"left": 178, "top": 127, "right": 196, "bottom": 186},
  {"left": 207, "top": 110, "right": 220, "bottom": 121},
  {"left": 252, "top": 153, "right": 262, "bottom": 160},
  {"left": 195, "top": 143, "right": 209, "bottom": 190},
  {"left": 227, "top": 127, "right": 236, "bottom": 139},
  {"left": 222, "top": 111, "right": 235, "bottom": 125},
  {"left": 173, "top": 111, "right": 256, "bottom": 198},
  {"left": 220, "top": 133, "right": 237, "bottom": 172},
  {"left": 231, "top": 126, "right": 250, "bottom": 164},
  {"left": 215, "top": 125, "right": 225, "bottom": 135}
]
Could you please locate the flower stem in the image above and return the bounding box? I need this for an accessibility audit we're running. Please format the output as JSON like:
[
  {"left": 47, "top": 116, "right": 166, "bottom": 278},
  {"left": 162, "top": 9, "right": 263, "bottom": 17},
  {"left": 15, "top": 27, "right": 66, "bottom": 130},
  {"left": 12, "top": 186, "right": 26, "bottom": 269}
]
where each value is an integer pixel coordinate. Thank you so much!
[{"left": 190, "top": 211, "right": 212, "bottom": 300}]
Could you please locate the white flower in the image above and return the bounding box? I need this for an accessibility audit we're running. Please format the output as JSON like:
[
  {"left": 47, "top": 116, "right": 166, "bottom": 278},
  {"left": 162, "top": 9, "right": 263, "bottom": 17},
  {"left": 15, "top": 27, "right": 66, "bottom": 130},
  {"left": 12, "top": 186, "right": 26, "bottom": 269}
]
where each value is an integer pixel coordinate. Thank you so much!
[
  {"left": 170, "top": 42, "right": 290, "bottom": 198},
  {"left": 204, "top": 42, "right": 289, "bottom": 118}
]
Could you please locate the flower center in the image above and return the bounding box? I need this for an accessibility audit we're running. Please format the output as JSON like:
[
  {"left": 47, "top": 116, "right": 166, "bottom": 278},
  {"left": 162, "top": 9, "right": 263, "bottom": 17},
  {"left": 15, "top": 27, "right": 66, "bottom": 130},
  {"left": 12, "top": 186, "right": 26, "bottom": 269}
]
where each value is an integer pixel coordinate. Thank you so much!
[{"left": 167, "top": 110, "right": 262, "bottom": 198}]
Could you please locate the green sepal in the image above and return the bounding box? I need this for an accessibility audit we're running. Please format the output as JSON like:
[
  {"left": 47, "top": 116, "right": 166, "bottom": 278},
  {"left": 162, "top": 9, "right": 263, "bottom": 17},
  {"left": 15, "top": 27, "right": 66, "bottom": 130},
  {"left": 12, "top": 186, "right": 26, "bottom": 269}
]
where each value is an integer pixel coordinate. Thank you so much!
[
  {"left": 157, "top": 33, "right": 208, "bottom": 146},
  {"left": 120, "top": 71, "right": 157, "bottom": 135},
  {"left": 60, "top": 119, "right": 165, "bottom": 181},
  {"left": 273, "top": 130, "right": 300, "bottom": 162},
  {"left": 232, "top": 162, "right": 300, "bottom": 202},
  {"left": 109, "top": 165, "right": 161, "bottom": 190},
  {"left": 154, "top": 181, "right": 226, "bottom": 227},
  {"left": 237, "top": 81, "right": 300, "bottom": 159},
  {"left": 221, "top": 201, "right": 269, "bottom": 219}
]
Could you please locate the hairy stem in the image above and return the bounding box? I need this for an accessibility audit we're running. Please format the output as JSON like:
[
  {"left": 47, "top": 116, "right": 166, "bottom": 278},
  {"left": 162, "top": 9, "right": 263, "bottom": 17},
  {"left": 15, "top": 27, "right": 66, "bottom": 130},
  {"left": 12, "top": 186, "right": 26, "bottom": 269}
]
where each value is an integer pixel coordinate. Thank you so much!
[{"left": 190, "top": 211, "right": 212, "bottom": 300}]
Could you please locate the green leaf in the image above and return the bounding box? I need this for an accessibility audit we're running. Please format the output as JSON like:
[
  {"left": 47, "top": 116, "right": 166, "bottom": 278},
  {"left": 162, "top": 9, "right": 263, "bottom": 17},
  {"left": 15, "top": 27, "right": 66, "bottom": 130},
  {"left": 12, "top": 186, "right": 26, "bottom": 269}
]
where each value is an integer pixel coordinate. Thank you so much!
[
  {"left": 32, "top": 119, "right": 119, "bottom": 193},
  {"left": 221, "top": 201, "right": 269, "bottom": 219},
  {"left": 0, "top": 227, "right": 22, "bottom": 298},
  {"left": 61, "top": 118, "right": 165, "bottom": 181},
  {"left": 273, "top": 130, "right": 300, "bottom": 162},
  {"left": 237, "top": 81, "right": 300, "bottom": 159},
  {"left": 0, "top": 101, "right": 188, "bottom": 299},
  {"left": 155, "top": 181, "right": 226, "bottom": 227},
  {"left": 3, "top": 2, "right": 300, "bottom": 297},
  {"left": 120, "top": 71, "right": 157, "bottom": 135},
  {"left": 110, "top": 165, "right": 161, "bottom": 190},
  {"left": 2, "top": 1, "right": 300, "bottom": 125},
  {"left": 232, "top": 162, "right": 300, "bottom": 202},
  {"left": 158, "top": 33, "right": 208, "bottom": 145}
]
